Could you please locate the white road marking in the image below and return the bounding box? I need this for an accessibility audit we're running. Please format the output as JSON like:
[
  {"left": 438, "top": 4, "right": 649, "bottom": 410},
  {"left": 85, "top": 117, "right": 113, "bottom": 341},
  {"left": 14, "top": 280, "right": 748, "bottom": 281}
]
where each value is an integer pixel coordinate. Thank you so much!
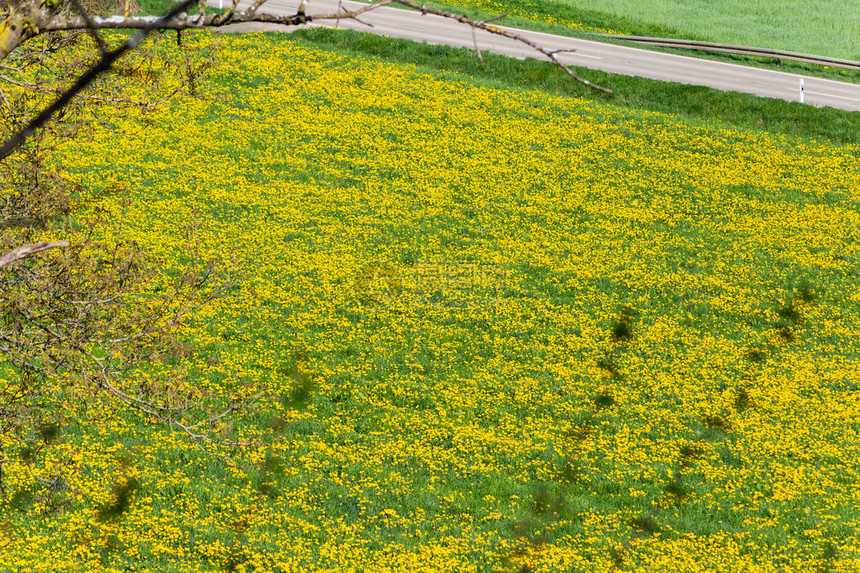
[{"left": 805, "top": 91, "right": 860, "bottom": 102}]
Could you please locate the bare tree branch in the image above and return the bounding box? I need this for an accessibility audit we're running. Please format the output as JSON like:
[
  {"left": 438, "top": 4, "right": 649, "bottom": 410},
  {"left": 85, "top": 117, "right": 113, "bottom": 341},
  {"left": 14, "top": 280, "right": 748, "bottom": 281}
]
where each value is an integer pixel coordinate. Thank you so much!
[
  {"left": 389, "top": 0, "right": 611, "bottom": 94},
  {"left": 0, "top": 241, "right": 69, "bottom": 268},
  {"left": 0, "top": 0, "right": 198, "bottom": 159}
]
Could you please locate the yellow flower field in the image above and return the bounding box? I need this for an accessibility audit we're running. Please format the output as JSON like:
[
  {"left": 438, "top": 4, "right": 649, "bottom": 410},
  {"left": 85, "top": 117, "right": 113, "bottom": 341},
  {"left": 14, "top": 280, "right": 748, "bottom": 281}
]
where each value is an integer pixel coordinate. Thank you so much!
[
  {"left": 430, "top": 0, "right": 617, "bottom": 33},
  {"left": 2, "top": 32, "right": 859, "bottom": 571}
]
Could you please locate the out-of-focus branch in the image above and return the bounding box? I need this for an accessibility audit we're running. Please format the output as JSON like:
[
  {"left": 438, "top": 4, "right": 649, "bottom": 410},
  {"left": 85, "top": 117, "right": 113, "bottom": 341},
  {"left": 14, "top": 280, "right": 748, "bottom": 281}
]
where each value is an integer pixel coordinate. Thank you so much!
[
  {"left": 0, "top": 1, "right": 44, "bottom": 61},
  {"left": 0, "top": 0, "right": 198, "bottom": 159},
  {"left": 0, "top": 240, "right": 68, "bottom": 268}
]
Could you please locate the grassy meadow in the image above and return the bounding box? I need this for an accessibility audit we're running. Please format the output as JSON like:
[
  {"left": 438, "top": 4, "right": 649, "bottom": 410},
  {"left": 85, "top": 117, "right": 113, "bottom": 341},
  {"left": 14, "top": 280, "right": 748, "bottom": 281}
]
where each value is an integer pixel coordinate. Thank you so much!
[
  {"left": 2, "top": 29, "right": 860, "bottom": 571},
  {"left": 423, "top": 0, "right": 860, "bottom": 60},
  {"left": 292, "top": 28, "right": 860, "bottom": 145}
]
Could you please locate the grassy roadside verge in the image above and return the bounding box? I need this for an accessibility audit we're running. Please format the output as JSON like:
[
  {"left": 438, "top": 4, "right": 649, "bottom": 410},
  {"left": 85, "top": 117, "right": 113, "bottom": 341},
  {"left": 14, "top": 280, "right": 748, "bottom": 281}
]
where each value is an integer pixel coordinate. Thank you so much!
[
  {"left": 290, "top": 27, "right": 860, "bottom": 146},
  {"left": 415, "top": 0, "right": 860, "bottom": 61},
  {"left": 390, "top": 0, "right": 860, "bottom": 83}
]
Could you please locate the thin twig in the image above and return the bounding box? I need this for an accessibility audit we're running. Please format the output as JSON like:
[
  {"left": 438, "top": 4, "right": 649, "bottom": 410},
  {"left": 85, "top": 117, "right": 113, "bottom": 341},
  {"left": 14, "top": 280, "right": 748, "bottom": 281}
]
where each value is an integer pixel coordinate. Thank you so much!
[
  {"left": 478, "top": 13, "right": 507, "bottom": 25},
  {"left": 66, "top": 0, "right": 108, "bottom": 53}
]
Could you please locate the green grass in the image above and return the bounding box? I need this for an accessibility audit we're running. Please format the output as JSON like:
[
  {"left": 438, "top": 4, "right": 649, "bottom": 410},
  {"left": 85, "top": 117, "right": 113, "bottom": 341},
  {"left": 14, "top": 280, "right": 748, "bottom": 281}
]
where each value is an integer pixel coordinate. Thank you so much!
[
  {"left": 291, "top": 27, "right": 860, "bottom": 147},
  {"left": 136, "top": 0, "right": 223, "bottom": 15},
  {"left": 561, "top": 0, "right": 859, "bottom": 58},
  {"left": 423, "top": 0, "right": 860, "bottom": 60}
]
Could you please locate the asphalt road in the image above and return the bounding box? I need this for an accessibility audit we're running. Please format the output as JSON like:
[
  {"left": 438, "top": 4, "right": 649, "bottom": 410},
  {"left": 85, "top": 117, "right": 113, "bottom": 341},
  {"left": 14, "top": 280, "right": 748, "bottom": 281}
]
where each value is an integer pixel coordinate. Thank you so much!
[{"left": 210, "top": 0, "right": 860, "bottom": 111}]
